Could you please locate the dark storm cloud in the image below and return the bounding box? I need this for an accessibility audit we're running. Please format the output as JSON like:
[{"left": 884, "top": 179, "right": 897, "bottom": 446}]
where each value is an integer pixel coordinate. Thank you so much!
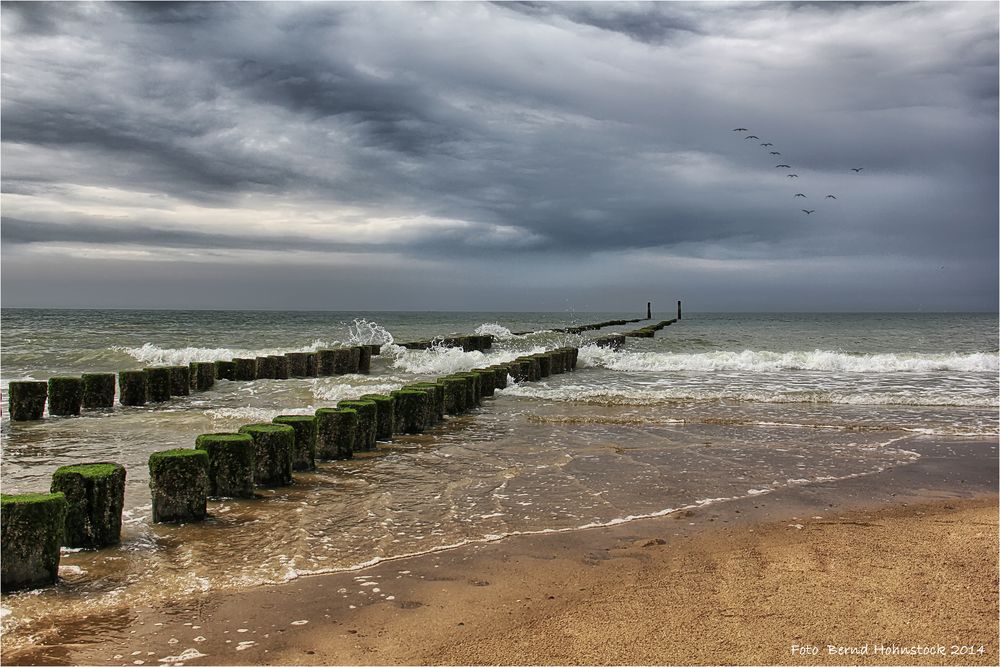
[{"left": 1, "top": 1, "right": 997, "bottom": 309}]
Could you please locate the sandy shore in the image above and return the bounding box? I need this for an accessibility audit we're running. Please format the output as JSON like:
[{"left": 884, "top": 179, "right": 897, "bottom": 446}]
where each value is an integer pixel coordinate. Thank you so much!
[{"left": 4, "top": 437, "right": 997, "bottom": 666}]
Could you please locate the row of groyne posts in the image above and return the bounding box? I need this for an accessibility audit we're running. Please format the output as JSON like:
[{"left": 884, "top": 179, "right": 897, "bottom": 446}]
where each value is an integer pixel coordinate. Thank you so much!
[{"left": 1, "top": 304, "right": 681, "bottom": 592}]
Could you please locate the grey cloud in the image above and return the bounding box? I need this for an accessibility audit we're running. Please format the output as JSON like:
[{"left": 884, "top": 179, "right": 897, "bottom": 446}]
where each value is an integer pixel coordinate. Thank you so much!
[{"left": 1, "top": 1, "right": 996, "bottom": 309}]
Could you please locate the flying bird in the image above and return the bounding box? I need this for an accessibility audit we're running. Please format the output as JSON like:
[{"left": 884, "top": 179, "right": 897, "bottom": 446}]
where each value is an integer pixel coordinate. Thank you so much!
[
  {"left": 761, "top": 142, "right": 773, "bottom": 147},
  {"left": 787, "top": 174, "right": 799, "bottom": 178},
  {"left": 794, "top": 193, "right": 806, "bottom": 197},
  {"left": 851, "top": 167, "right": 864, "bottom": 173},
  {"left": 745, "top": 135, "right": 759, "bottom": 139},
  {"left": 801, "top": 209, "right": 815, "bottom": 215},
  {"left": 825, "top": 194, "right": 837, "bottom": 199},
  {"left": 775, "top": 164, "right": 791, "bottom": 168},
  {"left": 733, "top": 128, "right": 748, "bottom": 131},
  {"left": 770, "top": 151, "right": 781, "bottom": 155}
]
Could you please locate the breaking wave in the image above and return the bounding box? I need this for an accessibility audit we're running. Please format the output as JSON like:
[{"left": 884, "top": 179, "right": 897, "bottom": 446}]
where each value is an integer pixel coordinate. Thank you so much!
[
  {"left": 580, "top": 347, "right": 998, "bottom": 374},
  {"left": 113, "top": 340, "right": 333, "bottom": 366}
]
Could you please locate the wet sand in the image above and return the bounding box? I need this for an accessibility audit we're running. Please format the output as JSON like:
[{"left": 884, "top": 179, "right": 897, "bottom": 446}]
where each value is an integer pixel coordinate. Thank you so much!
[{"left": 4, "top": 437, "right": 997, "bottom": 666}]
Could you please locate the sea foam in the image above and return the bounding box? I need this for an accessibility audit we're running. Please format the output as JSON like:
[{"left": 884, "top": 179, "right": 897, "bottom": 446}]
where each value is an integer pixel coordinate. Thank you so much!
[{"left": 580, "top": 347, "right": 999, "bottom": 374}]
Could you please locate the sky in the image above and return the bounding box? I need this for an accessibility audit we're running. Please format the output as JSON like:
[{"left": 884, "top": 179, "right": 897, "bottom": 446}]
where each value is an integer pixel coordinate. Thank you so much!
[{"left": 1, "top": 1, "right": 997, "bottom": 312}]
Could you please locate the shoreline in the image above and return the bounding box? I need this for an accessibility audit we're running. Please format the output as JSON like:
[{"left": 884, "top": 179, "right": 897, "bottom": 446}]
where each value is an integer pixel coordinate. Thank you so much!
[{"left": 3, "top": 436, "right": 997, "bottom": 666}]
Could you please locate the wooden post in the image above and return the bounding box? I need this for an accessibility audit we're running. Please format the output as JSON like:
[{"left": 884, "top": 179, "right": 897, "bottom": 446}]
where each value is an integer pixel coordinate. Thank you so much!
[
  {"left": 677, "top": 300, "right": 682, "bottom": 320},
  {"left": 646, "top": 302, "right": 651, "bottom": 319}
]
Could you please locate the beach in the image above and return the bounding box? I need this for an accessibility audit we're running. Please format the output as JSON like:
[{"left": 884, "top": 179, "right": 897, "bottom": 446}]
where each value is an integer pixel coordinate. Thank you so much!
[{"left": 5, "top": 437, "right": 996, "bottom": 666}]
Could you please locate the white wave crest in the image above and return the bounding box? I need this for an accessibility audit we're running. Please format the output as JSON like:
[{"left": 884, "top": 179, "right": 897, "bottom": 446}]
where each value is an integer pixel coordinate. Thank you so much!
[
  {"left": 475, "top": 323, "right": 514, "bottom": 340},
  {"left": 347, "top": 319, "right": 394, "bottom": 346},
  {"left": 580, "top": 347, "right": 999, "bottom": 374},
  {"left": 114, "top": 340, "right": 334, "bottom": 366},
  {"left": 500, "top": 383, "right": 999, "bottom": 409},
  {"left": 312, "top": 380, "right": 405, "bottom": 403},
  {"left": 390, "top": 346, "right": 489, "bottom": 375}
]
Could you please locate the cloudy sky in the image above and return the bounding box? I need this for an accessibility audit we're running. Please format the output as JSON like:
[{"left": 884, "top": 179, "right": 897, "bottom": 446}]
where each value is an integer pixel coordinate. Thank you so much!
[{"left": 2, "top": 1, "right": 997, "bottom": 311}]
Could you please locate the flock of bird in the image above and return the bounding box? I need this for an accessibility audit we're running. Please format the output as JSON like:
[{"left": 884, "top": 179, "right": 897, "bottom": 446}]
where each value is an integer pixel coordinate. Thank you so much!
[{"left": 732, "top": 128, "right": 863, "bottom": 216}]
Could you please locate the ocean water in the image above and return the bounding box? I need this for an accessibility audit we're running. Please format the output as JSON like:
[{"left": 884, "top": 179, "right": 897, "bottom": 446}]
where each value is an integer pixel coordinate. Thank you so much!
[{"left": 1, "top": 309, "right": 997, "bottom": 650}]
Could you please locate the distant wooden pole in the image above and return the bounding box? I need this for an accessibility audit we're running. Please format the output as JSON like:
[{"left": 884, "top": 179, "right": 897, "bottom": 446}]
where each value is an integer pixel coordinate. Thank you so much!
[
  {"left": 677, "top": 300, "right": 682, "bottom": 320},
  {"left": 646, "top": 302, "right": 652, "bottom": 319}
]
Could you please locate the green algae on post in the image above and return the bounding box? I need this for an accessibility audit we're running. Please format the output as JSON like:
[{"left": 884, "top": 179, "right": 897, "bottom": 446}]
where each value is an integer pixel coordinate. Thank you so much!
[
  {"left": 391, "top": 389, "right": 427, "bottom": 434},
  {"left": 7, "top": 381, "right": 48, "bottom": 421},
  {"left": 238, "top": 423, "right": 294, "bottom": 487},
  {"left": 272, "top": 416, "right": 317, "bottom": 471},
  {"left": 81, "top": 373, "right": 116, "bottom": 409},
  {"left": 405, "top": 384, "right": 441, "bottom": 425},
  {"left": 472, "top": 369, "right": 496, "bottom": 398},
  {"left": 118, "top": 370, "right": 148, "bottom": 406},
  {"left": 233, "top": 358, "right": 257, "bottom": 381},
  {"left": 1, "top": 492, "right": 68, "bottom": 592},
  {"left": 195, "top": 433, "right": 256, "bottom": 498},
  {"left": 144, "top": 367, "right": 172, "bottom": 403},
  {"left": 359, "top": 394, "right": 395, "bottom": 441},
  {"left": 441, "top": 376, "right": 467, "bottom": 415},
  {"left": 148, "top": 449, "right": 209, "bottom": 523},
  {"left": 337, "top": 400, "right": 377, "bottom": 451},
  {"left": 314, "top": 407, "right": 357, "bottom": 460},
  {"left": 50, "top": 462, "right": 126, "bottom": 549},
  {"left": 47, "top": 376, "right": 83, "bottom": 416}
]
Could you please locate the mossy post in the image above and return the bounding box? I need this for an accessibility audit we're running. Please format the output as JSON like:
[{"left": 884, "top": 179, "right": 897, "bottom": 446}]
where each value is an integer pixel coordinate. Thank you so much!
[
  {"left": 233, "top": 358, "right": 256, "bottom": 381},
  {"left": 473, "top": 369, "right": 496, "bottom": 398},
  {"left": 315, "top": 408, "right": 356, "bottom": 460},
  {"left": 357, "top": 346, "right": 372, "bottom": 374},
  {"left": 144, "top": 367, "right": 172, "bottom": 403},
  {"left": 190, "top": 362, "right": 216, "bottom": 391},
  {"left": 306, "top": 353, "right": 318, "bottom": 377},
  {"left": 270, "top": 355, "right": 290, "bottom": 380},
  {"left": 215, "top": 360, "right": 236, "bottom": 381},
  {"left": 118, "top": 370, "right": 148, "bottom": 406},
  {"left": 238, "top": 424, "right": 295, "bottom": 487},
  {"left": 359, "top": 394, "right": 395, "bottom": 441},
  {"left": 441, "top": 376, "right": 466, "bottom": 414},
  {"left": 81, "top": 373, "right": 116, "bottom": 409},
  {"left": 272, "top": 416, "right": 317, "bottom": 471},
  {"left": 254, "top": 356, "right": 276, "bottom": 380},
  {"left": 168, "top": 366, "right": 191, "bottom": 396},
  {"left": 413, "top": 382, "right": 445, "bottom": 421},
  {"left": 337, "top": 400, "right": 377, "bottom": 451},
  {"left": 455, "top": 372, "right": 481, "bottom": 407},
  {"left": 148, "top": 449, "right": 209, "bottom": 523},
  {"left": 50, "top": 463, "right": 126, "bottom": 549},
  {"left": 490, "top": 364, "right": 509, "bottom": 390},
  {"left": 1, "top": 492, "right": 68, "bottom": 591},
  {"left": 47, "top": 377, "right": 83, "bottom": 416},
  {"left": 8, "top": 381, "right": 48, "bottom": 421},
  {"left": 403, "top": 385, "right": 438, "bottom": 426},
  {"left": 195, "top": 433, "right": 256, "bottom": 497},
  {"left": 286, "top": 352, "right": 310, "bottom": 378},
  {"left": 391, "top": 389, "right": 427, "bottom": 434}
]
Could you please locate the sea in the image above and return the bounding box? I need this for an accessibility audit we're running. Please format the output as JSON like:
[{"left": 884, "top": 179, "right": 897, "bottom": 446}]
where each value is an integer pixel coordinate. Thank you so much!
[{"left": 1, "top": 309, "right": 997, "bottom": 650}]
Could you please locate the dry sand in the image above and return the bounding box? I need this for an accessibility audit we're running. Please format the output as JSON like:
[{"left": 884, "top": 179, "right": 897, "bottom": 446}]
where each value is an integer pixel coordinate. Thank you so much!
[{"left": 4, "top": 438, "right": 997, "bottom": 666}]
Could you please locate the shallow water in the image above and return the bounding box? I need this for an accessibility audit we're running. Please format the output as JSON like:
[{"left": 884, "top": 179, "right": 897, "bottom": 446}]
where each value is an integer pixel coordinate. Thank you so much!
[{"left": 1, "top": 310, "right": 996, "bottom": 650}]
